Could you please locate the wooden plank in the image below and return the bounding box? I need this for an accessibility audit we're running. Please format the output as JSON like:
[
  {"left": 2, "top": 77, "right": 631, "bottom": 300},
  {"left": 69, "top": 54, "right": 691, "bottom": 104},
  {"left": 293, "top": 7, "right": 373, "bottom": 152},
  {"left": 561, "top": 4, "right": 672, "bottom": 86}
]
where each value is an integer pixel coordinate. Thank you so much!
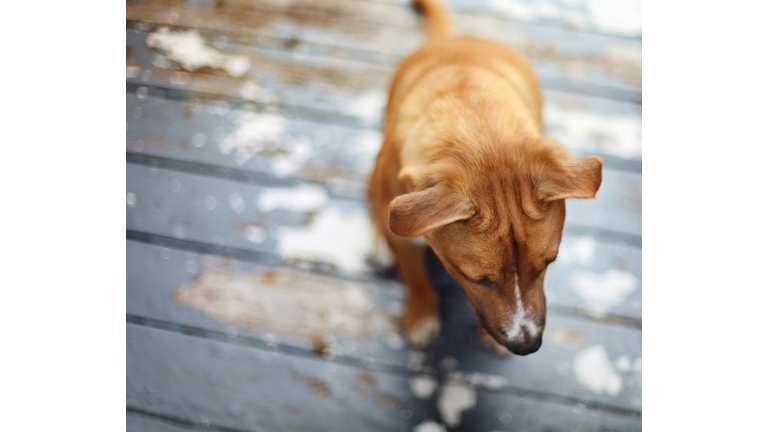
[
  {"left": 126, "top": 163, "right": 639, "bottom": 276},
  {"left": 127, "top": 323, "right": 641, "bottom": 431},
  {"left": 127, "top": 323, "right": 410, "bottom": 432},
  {"left": 125, "top": 86, "right": 640, "bottom": 196},
  {"left": 125, "top": 5, "right": 641, "bottom": 102},
  {"left": 127, "top": 217, "right": 640, "bottom": 324},
  {"left": 127, "top": 240, "right": 641, "bottom": 411}
]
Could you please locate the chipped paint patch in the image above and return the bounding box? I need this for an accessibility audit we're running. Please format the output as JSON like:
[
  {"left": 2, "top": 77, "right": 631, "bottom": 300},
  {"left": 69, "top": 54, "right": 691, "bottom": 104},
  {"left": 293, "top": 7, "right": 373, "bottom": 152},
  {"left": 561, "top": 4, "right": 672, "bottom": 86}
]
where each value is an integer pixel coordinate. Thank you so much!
[
  {"left": 146, "top": 27, "right": 251, "bottom": 77},
  {"left": 174, "top": 263, "right": 395, "bottom": 339},
  {"left": 413, "top": 420, "right": 446, "bottom": 432},
  {"left": 569, "top": 269, "right": 639, "bottom": 313},
  {"left": 573, "top": 345, "right": 623, "bottom": 396},
  {"left": 545, "top": 327, "right": 587, "bottom": 349},
  {"left": 257, "top": 184, "right": 328, "bottom": 213},
  {"left": 409, "top": 375, "right": 438, "bottom": 399},
  {"left": 545, "top": 105, "right": 642, "bottom": 159},
  {"left": 219, "top": 113, "right": 289, "bottom": 165},
  {"left": 276, "top": 203, "right": 372, "bottom": 274},
  {"left": 437, "top": 379, "right": 477, "bottom": 427}
]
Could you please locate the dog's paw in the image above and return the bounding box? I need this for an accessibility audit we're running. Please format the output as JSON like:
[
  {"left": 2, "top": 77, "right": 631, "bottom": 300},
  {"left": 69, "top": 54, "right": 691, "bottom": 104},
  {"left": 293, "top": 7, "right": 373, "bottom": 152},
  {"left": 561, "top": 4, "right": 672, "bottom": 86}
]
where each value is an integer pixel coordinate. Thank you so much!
[
  {"left": 405, "top": 316, "right": 441, "bottom": 348},
  {"left": 478, "top": 326, "right": 511, "bottom": 357}
]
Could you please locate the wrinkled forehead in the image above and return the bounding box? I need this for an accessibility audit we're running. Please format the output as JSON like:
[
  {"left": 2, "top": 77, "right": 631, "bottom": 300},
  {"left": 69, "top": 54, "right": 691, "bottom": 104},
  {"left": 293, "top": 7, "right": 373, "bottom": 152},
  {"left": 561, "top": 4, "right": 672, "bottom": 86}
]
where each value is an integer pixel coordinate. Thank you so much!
[{"left": 429, "top": 198, "right": 565, "bottom": 265}]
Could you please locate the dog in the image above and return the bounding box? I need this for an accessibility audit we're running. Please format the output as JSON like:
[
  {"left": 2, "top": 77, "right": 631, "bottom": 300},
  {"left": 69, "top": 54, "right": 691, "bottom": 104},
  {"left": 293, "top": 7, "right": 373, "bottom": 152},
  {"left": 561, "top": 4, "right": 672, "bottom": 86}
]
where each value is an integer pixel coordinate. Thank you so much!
[{"left": 368, "top": 0, "right": 603, "bottom": 355}]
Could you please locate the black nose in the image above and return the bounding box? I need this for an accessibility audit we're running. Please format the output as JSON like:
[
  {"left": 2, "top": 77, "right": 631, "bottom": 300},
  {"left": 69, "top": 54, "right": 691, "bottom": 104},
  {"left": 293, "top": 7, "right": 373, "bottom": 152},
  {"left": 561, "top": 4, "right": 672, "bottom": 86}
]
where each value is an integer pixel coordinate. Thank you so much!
[{"left": 506, "top": 335, "right": 542, "bottom": 356}]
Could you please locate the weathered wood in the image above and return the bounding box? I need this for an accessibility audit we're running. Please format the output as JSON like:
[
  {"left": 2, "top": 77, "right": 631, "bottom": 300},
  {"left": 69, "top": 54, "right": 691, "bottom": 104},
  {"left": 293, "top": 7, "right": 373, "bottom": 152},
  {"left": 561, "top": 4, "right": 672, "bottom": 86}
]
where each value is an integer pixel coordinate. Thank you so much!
[
  {"left": 127, "top": 323, "right": 641, "bottom": 431},
  {"left": 127, "top": 199, "right": 640, "bottom": 321},
  {"left": 125, "top": 5, "right": 641, "bottom": 102},
  {"left": 127, "top": 0, "right": 642, "bottom": 40},
  {"left": 126, "top": 162, "right": 639, "bottom": 276},
  {"left": 125, "top": 87, "right": 640, "bottom": 197},
  {"left": 126, "top": 0, "right": 642, "bottom": 427},
  {"left": 127, "top": 240, "right": 642, "bottom": 411}
]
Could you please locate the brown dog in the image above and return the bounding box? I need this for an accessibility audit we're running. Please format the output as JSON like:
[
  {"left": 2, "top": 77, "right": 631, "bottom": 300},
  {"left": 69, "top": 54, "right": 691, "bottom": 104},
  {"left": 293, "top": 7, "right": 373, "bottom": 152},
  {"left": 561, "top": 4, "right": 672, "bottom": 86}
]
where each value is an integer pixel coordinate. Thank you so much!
[{"left": 369, "top": 0, "right": 602, "bottom": 355}]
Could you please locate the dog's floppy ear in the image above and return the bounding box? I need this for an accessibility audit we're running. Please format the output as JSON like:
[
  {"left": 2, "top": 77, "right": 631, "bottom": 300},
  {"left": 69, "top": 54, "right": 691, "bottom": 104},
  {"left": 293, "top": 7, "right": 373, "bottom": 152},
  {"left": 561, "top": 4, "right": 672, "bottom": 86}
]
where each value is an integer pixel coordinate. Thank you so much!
[
  {"left": 389, "top": 183, "right": 475, "bottom": 237},
  {"left": 535, "top": 155, "right": 603, "bottom": 202}
]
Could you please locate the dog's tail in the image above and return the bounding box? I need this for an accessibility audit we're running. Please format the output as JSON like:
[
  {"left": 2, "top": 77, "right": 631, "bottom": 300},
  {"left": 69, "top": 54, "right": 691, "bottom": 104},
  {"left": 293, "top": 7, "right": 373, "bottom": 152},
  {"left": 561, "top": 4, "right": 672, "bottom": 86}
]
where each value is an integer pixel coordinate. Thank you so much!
[{"left": 413, "top": 0, "right": 452, "bottom": 39}]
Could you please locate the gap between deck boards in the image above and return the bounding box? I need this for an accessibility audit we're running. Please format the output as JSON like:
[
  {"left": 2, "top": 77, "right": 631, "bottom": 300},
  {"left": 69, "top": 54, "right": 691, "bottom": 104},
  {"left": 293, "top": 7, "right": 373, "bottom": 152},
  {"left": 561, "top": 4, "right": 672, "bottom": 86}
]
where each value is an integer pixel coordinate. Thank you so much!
[{"left": 126, "top": 316, "right": 642, "bottom": 419}]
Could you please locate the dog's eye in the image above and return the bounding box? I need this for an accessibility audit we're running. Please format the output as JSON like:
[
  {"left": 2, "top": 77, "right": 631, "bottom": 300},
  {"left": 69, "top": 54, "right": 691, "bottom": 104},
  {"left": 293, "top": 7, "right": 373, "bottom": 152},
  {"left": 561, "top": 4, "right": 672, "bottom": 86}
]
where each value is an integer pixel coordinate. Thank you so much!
[
  {"left": 452, "top": 262, "right": 494, "bottom": 288},
  {"left": 473, "top": 276, "right": 494, "bottom": 288}
]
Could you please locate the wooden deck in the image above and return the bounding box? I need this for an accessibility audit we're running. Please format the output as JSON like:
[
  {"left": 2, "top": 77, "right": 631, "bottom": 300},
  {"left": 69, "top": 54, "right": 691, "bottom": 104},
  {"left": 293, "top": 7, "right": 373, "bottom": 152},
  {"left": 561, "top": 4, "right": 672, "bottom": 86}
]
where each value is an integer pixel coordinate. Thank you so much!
[{"left": 126, "top": 0, "right": 641, "bottom": 430}]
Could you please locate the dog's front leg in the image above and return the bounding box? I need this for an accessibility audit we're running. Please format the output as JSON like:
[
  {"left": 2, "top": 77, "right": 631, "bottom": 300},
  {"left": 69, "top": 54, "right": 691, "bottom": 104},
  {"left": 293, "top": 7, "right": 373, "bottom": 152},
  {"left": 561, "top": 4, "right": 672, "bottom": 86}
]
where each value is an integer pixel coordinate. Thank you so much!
[{"left": 386, "top": 234, "right": 441, "bottom": 348}]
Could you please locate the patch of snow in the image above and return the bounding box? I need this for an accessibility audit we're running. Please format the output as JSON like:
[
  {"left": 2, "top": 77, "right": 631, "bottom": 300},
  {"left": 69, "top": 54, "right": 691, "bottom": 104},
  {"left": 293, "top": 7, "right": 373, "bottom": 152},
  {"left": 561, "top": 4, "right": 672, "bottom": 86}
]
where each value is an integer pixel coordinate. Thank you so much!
[
  {"left": 587, "top": 0, "right": 641, "bottom": 36},
  {"left": 437, "top": 379, "right": 477, "bottom": 427},
  {"left": 244, "top": 225, "right": 267, "bottom": 243},
  {"left": 270, "top": 135, "right": 314, "bottom": 176},
  {"left": 487, "top": 0, "right": 640, "bottom": 36},
  {"left": 257, "top": 184, "right": 328, "bottom": 214},
  {"left": 276, "top": 203, "right": 372, "bottom": 274},
  {"left": 219, "top": 113, "right": 289, "bottom": 165},
  {"left": 569, "top": 269, "right": 639, "bottom": 313},
  {"left": 409, "top": 375, "right": 438, "bottom": 399},
  {"left": 573, "top": 345, "right": 623, "bottom": 396},
  {"left": 413, "top": 420, "right": 446, "bottom": 432},
  {"left": 406, "top": 316, "right": 441, "bottom": 347},
  {"left": 386, "top": 332, "right": 405, "bottom": 350},
  {"left": 487, "top": 0, "right": 538, "bottom": 21},
  {"left": 615, "top": 355, "right": 631, "bottom": 372},
  {"left": 558, "top": 235, "right": 597, "bottom": 265},
  {"left": 544, "top": 105, "right": 642, "bottom": 159},
  {"left": 345, "top": 91, "right": 386, "bottom": 125},
  {"left": 146, "top": 27, "right": 251, "bottom": 77}
]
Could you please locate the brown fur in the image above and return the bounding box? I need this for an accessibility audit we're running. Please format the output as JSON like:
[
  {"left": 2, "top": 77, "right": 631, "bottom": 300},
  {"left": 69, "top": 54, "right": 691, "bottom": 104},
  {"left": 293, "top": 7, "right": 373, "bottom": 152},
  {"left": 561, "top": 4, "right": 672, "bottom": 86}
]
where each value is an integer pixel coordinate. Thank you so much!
[{"left": 368, "top": 0, "right": 602, "bottom": 354}]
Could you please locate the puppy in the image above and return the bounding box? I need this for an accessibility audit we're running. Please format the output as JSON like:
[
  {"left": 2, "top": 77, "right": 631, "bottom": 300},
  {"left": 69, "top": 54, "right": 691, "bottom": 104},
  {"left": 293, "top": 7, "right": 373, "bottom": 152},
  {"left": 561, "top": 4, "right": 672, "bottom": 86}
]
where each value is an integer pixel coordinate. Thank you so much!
[{"left": 368, "top": 0, "right": 603, "bottom": 355}]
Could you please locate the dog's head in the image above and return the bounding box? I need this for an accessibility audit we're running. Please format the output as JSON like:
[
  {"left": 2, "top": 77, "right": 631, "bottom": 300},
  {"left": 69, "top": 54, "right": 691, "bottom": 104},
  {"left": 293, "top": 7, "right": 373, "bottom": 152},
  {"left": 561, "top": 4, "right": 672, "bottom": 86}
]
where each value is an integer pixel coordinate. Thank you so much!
[{"left": 389, "top": 138, "right": 602, "bottom": 355}]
